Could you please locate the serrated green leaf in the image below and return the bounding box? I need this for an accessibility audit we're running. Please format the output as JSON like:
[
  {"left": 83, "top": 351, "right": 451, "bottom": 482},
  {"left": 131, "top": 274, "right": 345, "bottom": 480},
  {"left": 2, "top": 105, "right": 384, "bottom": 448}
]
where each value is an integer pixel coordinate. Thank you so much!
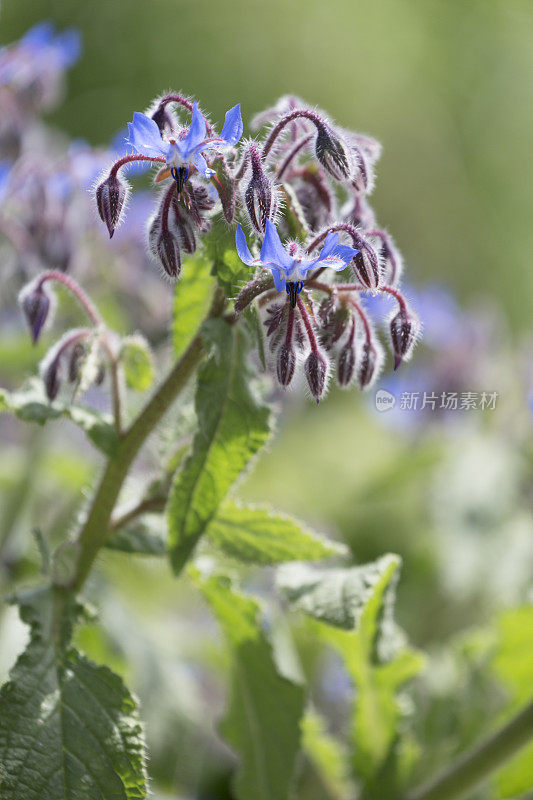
[
  {"left": 106, "top": 518, "right": 167, "bottom": 556},
  {"left": 120, "top": 334, "right": 154, "bottom": 392},
  {"left": 0, "top": 588, "right": 147, "bottom": 799},
  {"left": 279, "top": 556, "right": 425, "bottom": 785},
  {"left": 172, "top": 255, "right": 215, "bottom": 358},
  {"left": 193, "top": 572, "right": 305, "bottom": 800},
  {"left": 277, "top": 554, "right": 401, "bottom": 632},
  {"left": 301, "top": 708, "right": 355, "bottom": 800},
  {"left": 206, "top": 501, "right": 346, "bottom": 564},
  {"left": 0, "top": 379, "right": 118, "bottom": 456},
  {"left": 167, "top": 320, "right": 271, "bottom": 573}
]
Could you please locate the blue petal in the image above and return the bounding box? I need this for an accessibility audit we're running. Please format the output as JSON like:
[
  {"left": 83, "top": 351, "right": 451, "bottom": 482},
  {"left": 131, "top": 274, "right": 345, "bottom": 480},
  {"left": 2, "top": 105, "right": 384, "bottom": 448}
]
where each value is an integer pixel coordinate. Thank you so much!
[
  {"left": 54, "top": 29, "right": 82, "bottom": 67},
  {"left": 235, "top": 225, "right": 256, "bottom": 266},
  {"left": 220, "top": 103, "right": 243, "bottom": 147},
  {"left": 328, "top": 243, "right": 358, "bottom": 262},
  {"left": 269, "top": 266, "right": 286, "bottom": 291},
  {"left": 314, "top": 256, "right": 352, "bottom": 272},
  {"left": 192, "top": 150, "right": 215, "bottom": 176},
  {"left": 260, "top": 220, "right": 294, "bottom": 272},
  {"left": 180, "top": 101, "right": 207, "bottom": 157},
  {"left": 21, "top": 22, "right": 55, "bottom": 49},
  {"left": 126, "top": 112, "right": 169, "bottom": 159},
  {"left": 318, "top": 231, "right": 340, "bottom": 260}
]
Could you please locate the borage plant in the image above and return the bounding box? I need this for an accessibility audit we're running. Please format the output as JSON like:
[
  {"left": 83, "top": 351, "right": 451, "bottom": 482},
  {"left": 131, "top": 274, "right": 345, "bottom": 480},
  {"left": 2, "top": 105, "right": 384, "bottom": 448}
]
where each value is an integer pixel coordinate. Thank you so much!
[{"left": 1, "top": 75, "right": 532, "bottom": 800}]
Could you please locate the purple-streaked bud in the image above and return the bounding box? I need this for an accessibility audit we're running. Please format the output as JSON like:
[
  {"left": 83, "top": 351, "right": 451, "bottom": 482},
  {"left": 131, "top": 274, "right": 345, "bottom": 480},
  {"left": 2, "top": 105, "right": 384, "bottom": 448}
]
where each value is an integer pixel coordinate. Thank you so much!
[
  {"left": 157, "top": 227, "right": 181, "bottom": 279},
  {"left": 95, "top": 173, "right": 127, "bottom": 238},
  {"left": 337, "top": 326, "right": 356, "bottom": 387},
  {"left": 357, "top": 341, "right": 380, "bottom": 389},
  {"left": 172, "top": 201, "right": 196, "bottom": 254},
  {"left": 44, "top": 357, "right": 61, "bottom": 401},
  {"left": 19, "top": 281, "right": 53, "bottom": 344},
  {"left": 351, "top": 146, "right": 373, "bottom": 196},
  {"left": 264, "top": 303, "right": 287, "bottom": 336},
  {"left": 305, "top": 350, "right": 329, "bottom": 403},
  {"left": 370, "top": 230, "right": 403, "bottom": 286},
  {"left": 277, "top": 342, "right": 296, "bottom": 387},
  {"left": 352, "top": 241, "right": 381, "bottom": 291},
  {"left": 320, "top": 304, "right": 351, "bottom": 350},
  {"left": 315, "top": 125, "right": 352, "bottom": 182},
  {"left": 151, "top": 104, "right": 175, "bottom": 134},
  {"left": 68, "top": 342, "right": 85, "bottom": 383},
  {"left": 211, "top": 155, "right": 236, "bottom": 223},
  {"left": 245, "top": 146, "right": 274, "bottom": 233},
  {"left": 390, "top": 306, "right": 419, "bottom": 369}
]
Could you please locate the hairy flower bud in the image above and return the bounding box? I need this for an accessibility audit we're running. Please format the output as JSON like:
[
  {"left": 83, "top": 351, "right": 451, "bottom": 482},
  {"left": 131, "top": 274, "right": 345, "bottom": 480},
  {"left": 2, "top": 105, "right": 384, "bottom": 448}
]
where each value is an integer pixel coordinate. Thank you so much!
[
  {"left": 390, "top": 306, "right": 419, "bottom": 369},
  {"left": 96, "top": 173, "right": 127, "bottom": 238},
  {"left": 351, "top": 146, "right": 372, "bottom": 196},
  {"left": 352, "top": 241, "right": 381, "bottom": 291},
  {"left": 68, "top": 341, "right": 85, "bottom": 383},
  {"left": 305, "top": 350, "right": 329, "bottom": 402},
  {"left": 371, "top": 230, "right": 403, "bottom": 286},
  {"left": 245, "top": 146, "right": 274, "bottom": 233},
  {"left": 18, "top": 280, "right": 53, "bottom": 344},
  {"left": 157, "top": 227, "right": 181, "bottom": 279},
  {"left": 337, "top": 321, "right": 356, "bottom": 387},
  {"left": 211, "top": 155, "right": 236, "bottom": 223},
  {"left": 357, "top": 340, "right": 381, "bottom": 389},
  {"left": 320, "top": 303, "right": 351, "bottom": 350},
  {"left": 315, "top": 125, "right": 352, "bottom": 182},
  {"left": 277, "top": 342, "right": 296, "bottom": 387},
  {"left": 43, "top": 356, "right": 61, "bottom": 401},
  {"left": 172, "top": 202, "right": 196, "bottom": 254}
]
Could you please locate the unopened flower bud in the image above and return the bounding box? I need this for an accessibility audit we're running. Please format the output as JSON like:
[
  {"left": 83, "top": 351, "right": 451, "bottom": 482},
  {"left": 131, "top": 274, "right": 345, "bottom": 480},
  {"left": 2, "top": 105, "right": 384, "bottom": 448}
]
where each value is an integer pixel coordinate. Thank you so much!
[
  {"left": 351, "top": 146, "right": 372, "bottom": 196},
  {"left": 172, "top": 202, "right": 196, "bottom": 254},
  {"left": 352, "top": 241, "right": 381, "bottom": 291},
  {"left": 18, "top": 280, "right": 53, "bottom": 344},
  {"left": 96, "top": 173, "right": 127, "bottom": 238},
  {"left": 157, "top": 227, "right": 181, "bottom": 279},
  {"left": 390, "top": 306, "right": 419, "bottom": 369},
  {"left": 315, "top": 125, "right": 352, "bottom": 182},
  {"left": 211, "top": 155, "right": 236, "bottom": 223},
  {"left": 245, "top": 146, "right": 274, "bottom": 233},
  {"left": 371, "top": 230, "right": 403, "bottom": 286},
  {"left": 337, "top": 322, "right": 356, "bottom": 387},
  {"left": 68, "top": 341, "right": 85, "bottom": 383},
  {"left": 43, "top": 357, "right": 61, "bottom": 401},
  {"left": 357, "top": 340, "right": 381, "bottom": 389},
  {"left": 305, "top": 350, "right": 329, "bottom": 403},
  {"left": 277, "top": 342, "right": 296, "bottom": 387},
  {"left": 320, "top": 303, "right": 351, "bottom": 350}
]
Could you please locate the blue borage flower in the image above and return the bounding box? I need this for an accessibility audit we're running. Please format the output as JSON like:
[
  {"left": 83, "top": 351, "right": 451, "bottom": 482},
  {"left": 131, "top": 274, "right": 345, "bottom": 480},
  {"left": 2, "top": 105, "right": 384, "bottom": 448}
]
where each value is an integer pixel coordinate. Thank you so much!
[
  {"left": 0, "top": 22, "right": 81, "bottom": 86},
  {"left": 125, "top": 101, "right": 243, "bottom": 180},
  {"left": 236, "top": 219, "right": 358, "bottom": 294}
]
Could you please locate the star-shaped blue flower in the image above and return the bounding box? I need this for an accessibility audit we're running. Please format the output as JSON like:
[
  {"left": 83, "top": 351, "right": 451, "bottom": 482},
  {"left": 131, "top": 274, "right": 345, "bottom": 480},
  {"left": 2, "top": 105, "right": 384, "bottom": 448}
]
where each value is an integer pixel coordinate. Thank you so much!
[
  {"left": 236, "top": 219, "right": 359, "bottom": 291},
  {"left": 125, "top": 101, "right": 242, "bottom": 178}
]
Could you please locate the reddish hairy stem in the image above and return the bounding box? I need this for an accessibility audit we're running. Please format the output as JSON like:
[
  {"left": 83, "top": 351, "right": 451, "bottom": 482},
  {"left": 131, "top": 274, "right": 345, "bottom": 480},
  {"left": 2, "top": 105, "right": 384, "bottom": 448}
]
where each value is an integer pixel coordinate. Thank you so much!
[
  {"left": 297, "top": 297, "right": 319, "bottom": 353},
  {"left": 381, "top": 284, "right": 408, "bottom": 312},
  {"left": 348, "top": 297, "right": 372, "bottom": 341},
  {"left": 156, "top": 94, "right": 214, "bottom": 136},
  {"left": 306, "top": 222, "right": 362, "bottom": 254},
  {"left": 37, "top": 270, "right": 102, "bottom": 326},
  {"left": 277, "top": 134, "right": 314, "bottom": 180},
  {"left": 262, "top": 109, "right": 325, "bottom": 158},
  {"left": 110, "top": 154, "right": 165, "bottom": 178}
]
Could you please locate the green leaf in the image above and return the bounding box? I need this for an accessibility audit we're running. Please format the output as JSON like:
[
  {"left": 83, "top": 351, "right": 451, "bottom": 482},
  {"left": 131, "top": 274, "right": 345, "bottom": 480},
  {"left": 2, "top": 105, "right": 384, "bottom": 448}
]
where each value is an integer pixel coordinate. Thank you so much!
[
  {"left": 0, "top": 588, "right": 147, "bottom": 799},
  {"left": 492, "top": 606, "right": 533, "bottom": 798},
  {"left": 167, "top": 320, "right": 271, "bottom": 573},
  {"left": 277, "top": 554, "right": 402, "bottom": 632},
  {"left": 203, "top": 216, "right": 251, "bottom": 297},
  {"left": 192, "top": 572, "right": 305, "bottom": 800},
  {"left": 106, "top": 518, "right": 167, "bottom": 556},
  {"left": 301, "top": 708, "right": 355, "bottom": 800},
  {"left": 172, "top": 254, "right": 215, "bottom": 358},
  {"left": 120, "top": 334, "right": 154, "bottom": 392},
  {"left": 206, "top": 501, "right": 346, "bottom": 564},
  {"left": 0, "top": 379, "right": 119, "bottom": 456},
  {"left": 279, "top": 556, "right": 425, "bottom": 785}
]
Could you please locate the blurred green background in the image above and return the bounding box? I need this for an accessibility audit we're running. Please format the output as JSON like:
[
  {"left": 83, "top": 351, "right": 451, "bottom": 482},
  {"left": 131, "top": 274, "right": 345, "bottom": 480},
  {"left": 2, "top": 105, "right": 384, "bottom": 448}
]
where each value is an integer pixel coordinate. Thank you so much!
[{"left": 2, "top": 0, "right": 533, "bottom": 329}]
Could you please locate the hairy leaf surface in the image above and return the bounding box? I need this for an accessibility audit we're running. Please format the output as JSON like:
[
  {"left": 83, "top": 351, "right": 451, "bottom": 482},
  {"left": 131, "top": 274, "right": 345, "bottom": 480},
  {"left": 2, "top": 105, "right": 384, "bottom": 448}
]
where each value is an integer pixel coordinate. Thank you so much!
[
  {"left": 0, "top": 588, "right": 147, "bottom": 799},
  {"left": 167, "top": 320, "right": 271, "bottom": 573}
]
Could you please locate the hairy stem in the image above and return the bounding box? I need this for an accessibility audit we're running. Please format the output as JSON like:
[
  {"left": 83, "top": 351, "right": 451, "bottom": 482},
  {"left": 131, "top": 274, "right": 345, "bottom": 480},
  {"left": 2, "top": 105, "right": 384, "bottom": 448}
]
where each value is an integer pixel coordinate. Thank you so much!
[
  {"left": 69, "top": 287, "right": 226, "bottom": 592},
  {"left": 405, "top": 700, "right": 533, "bottom": 800}
]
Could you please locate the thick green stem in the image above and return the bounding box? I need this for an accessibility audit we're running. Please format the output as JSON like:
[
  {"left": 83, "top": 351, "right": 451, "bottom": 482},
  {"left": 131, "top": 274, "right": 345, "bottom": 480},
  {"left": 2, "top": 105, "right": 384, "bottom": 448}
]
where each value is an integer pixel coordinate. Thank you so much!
[
  {"left": 69, "top": 288, "right": 226, "bottom": 592},
  {"left": 406, "top": 699, "right": 533, "bottom": 800}
]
